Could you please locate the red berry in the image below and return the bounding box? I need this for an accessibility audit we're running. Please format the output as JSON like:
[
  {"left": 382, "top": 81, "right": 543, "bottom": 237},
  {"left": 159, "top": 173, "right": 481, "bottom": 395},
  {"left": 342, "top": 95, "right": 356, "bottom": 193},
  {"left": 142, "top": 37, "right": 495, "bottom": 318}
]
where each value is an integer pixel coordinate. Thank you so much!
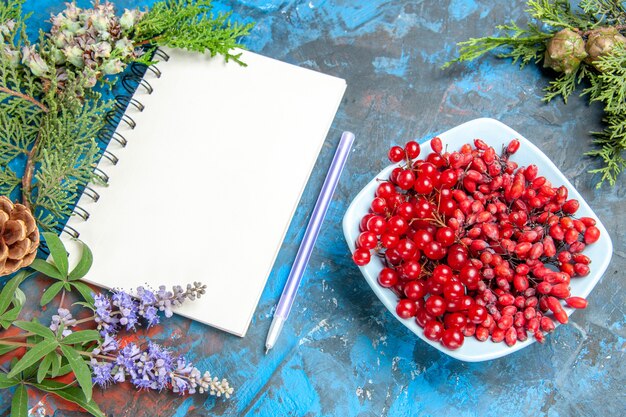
[
  {"left": 431, "top": 137, "right": 443, "bottom": 153},
  {"left": 370, "top": 197, "right": 388, "bottom": 214},
  {"left": 352, "top": 247, "right": 371, "bottom": 266},
  {"left": 507, "top": 139, "right": 520, "bottom": 154},
  {"left": 565, "top": 297, "right": 588, "bottom": 309},
  {"left": 376, "top": 182, "right": 396, "bottom": 198},
  {"left": 550, "top": 283, "right": 570, "bottom": 298},
  {"left": 423, "top": 320, "right": 445, "bottom": 341},
  {"left": 404, "top": 141, "right": 421, "bottom": 159},
  {"left": 504, "top": 327, "right": 517, "bottom": 346},
  {"left": 380, "top": 233, "right": 399, "bottom": 249},
  {"left": 425, "top": 295, "right": 446, "bottom": 316},
  {"left": 402, "top": 261, "right": 422, "bottom": 280},
  {"left": 413, "top": 176, "right": 434, "bottom": 194},
  {"left": 404, "top": 280, "right": 427, "bottom": 299},
  {"left": 366, "top": 215, "right": 387, "bottom": 234},
  {"left": 357, "top": 231, "right": 377, "bottom": 250},
  {"left": 562, "top": 199, "right": 580, "bottom": 214},
  {"left": 584, "top": 226, "right": 600, "bottom": 244},
  {"left": 443, "top": 281, "right": 465, "bottom": 300},
  {"left": 388, "top": 146, "right": 404, "bottom": 163},
  {"left": 444, "top": 312, "right": 468, "bottom": 329},
  {"left": 468, "top": 304, "right": 488, "bottom": 324},
  {"left": 378, "top": 268, "right": 399, "bottom": 288},
  {"left": 396, "top": 169, "right": 416, "bottom": 190},
  {"left": 396, "top": 299, "right": 418, "bottom": 319},
  {"left": 441, "top": 328, "right": 464, "bottom": 350}
]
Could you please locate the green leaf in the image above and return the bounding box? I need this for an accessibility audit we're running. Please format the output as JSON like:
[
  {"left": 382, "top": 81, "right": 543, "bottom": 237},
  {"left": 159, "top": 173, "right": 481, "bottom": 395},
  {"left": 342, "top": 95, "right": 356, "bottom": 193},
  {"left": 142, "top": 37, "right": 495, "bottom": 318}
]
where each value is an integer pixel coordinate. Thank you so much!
[
  {"left": 40, "top": 281, "right": 64, "bottom": 306},
  {"left": 73, "top": 301, "right": 95, "bottom": 310},
  {"left": 14, "top": 320, "right": 55, "bottom": 339},
  {"left": 11, "top": 384, "right": 28, "bottom": 417},
  {"left": 7, "top": 339, "right": 58, "bottom": 378},
  {"left": 68, "top": 242, "right": 93, "bottom": 280},
  {"left": 0, "top": 305, "right": 23, "bottom": 329},
  {"left": 0, "top": 372, "right": 19, "bottom": 389},
  {"left": 0, "top": 270, "right": 27, "bottom": 314},
  {"left": 29, "top": 259, "right": 64, "bottom": 280},
  {"left": 13, "top": 287, "right": 25, "bottom": 307},
  {"left": 0, "top": 344, "right": 18, "bottom": 355},
  {"left": 71, "top": 282, "right": 95, "bottom": 306},
  {"left": 33, "top": 381, "right": 105, "bottom": 417},
  {"left": 62, "top": 330, "right": 100, "bottom": 345},
  {"left": 37, "top": 352, "right": 54, "bottom": 383},
  {"left": 49, "top": 352, "right": 61, "bottom": 378},
  {"left": 59, "top": 345, "right": 92, "bottom": 402},
  {"left": 57, "top": 362, "right": 72, "bottom": 376},
  {"left": 42, "top": 232, "right": 69, "bottom": 277}
]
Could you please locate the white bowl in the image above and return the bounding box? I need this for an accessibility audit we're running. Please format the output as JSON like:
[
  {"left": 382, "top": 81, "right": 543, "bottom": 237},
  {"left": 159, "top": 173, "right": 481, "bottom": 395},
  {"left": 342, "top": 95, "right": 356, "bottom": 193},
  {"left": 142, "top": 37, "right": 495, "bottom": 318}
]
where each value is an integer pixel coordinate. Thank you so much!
[{"left": 342, "top": 118, "right": 613, "bottom": 362}]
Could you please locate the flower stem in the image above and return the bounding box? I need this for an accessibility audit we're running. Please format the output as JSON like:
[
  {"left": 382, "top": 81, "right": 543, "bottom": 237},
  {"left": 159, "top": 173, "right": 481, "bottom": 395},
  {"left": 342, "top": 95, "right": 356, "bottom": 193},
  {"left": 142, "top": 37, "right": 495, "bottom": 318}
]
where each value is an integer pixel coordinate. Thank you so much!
[
  {"left": 0, "top": 332, "right": 35, "bottom": 341},
  {"left": 59, "top": 289, "right": 66, "bottom": 309},
  {"left": 0, "top": 340, "right": 36, "bottom": 348},
  {"left": 0, "top": 86, "right": 49, "bottom": 113},
  {"left": 74, "top": 316, "right": 96, "bottom": 325}
]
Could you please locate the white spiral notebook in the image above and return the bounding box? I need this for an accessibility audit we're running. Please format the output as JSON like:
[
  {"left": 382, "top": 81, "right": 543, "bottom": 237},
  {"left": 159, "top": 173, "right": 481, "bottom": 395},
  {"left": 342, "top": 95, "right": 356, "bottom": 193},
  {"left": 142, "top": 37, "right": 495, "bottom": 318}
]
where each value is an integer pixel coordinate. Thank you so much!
[{"left": 62, "top": 48, "right": 346, "bottom": 336}]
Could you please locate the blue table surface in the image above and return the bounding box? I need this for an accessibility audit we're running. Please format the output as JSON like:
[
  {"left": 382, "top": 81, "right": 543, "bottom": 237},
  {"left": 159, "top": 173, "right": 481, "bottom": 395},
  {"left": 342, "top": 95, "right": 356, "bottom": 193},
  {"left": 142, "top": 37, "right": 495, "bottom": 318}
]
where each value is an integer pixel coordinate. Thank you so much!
[{"left": 1, "top": 1, "right": 625, "bottom": 416}]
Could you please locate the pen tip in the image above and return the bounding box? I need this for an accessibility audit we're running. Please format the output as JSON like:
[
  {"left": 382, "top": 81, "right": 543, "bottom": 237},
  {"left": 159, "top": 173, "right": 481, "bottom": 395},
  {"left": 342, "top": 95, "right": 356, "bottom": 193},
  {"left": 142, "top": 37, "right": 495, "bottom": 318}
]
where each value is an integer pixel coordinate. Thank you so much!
[{"left": 265, "top": 347, "right": 270, "bottom": 355}]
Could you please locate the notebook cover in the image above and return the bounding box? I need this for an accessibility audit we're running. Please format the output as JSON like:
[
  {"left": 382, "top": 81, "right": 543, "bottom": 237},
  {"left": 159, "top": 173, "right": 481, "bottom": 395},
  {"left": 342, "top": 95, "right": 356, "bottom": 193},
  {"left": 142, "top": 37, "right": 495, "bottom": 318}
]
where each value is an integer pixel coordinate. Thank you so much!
[{"left": 62, "top": 48, "right": 346, "bottom": 336}]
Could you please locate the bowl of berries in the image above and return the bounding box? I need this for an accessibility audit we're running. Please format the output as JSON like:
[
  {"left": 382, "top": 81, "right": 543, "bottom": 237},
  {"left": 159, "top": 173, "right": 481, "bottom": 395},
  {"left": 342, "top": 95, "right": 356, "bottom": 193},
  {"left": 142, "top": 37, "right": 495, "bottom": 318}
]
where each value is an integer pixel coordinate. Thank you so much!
[{"left": 343, "top": 118, "right": 613, "bottom": 362}]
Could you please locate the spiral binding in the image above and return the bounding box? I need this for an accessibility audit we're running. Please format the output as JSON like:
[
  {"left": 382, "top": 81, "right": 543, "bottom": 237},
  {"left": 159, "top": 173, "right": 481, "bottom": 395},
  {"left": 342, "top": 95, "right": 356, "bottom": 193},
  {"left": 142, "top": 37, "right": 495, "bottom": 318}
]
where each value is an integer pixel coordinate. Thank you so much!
[{"left": 62, "top": 50, "right": 167, "bottom": 237}]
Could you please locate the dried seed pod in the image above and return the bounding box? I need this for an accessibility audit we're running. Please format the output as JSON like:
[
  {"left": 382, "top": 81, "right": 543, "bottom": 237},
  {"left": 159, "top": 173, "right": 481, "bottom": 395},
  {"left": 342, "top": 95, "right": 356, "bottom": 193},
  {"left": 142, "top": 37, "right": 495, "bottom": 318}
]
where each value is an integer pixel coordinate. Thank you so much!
[
  {"left": 0, "top": 196, "right": 40, "bottom": 276},
  {"left": 585, "top": 27, "right": 626, "bottom": 70},
  {"left": 543, "top": 28, "right": 587, "bottom": 74}
]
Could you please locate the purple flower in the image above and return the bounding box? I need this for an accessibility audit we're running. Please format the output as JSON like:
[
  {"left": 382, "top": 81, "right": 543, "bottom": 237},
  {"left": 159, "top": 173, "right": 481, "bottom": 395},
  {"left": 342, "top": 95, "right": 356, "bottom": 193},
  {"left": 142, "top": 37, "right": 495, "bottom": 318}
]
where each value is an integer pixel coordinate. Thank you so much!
[
  {"left": 93, "top": 284, "right": 206, "bottom": 334},
  {"left": 111, "top": 342, "right": 173, "bottom": 390},
  {"left": 92, "top": 332, "right": 118, "bottom": 356},
  {"left": 93, "top": 293, "right": 119, "bottom": 332},
  {"left": 91, "top": 340, "right": 233, "bottom": 398},
  {"left": 91, "top": 361, "right": 114, "bottom": 387},
  {"left": 49, "top": 308, "right": 76, "bottom": 337},
  {"left": 136, "top": 287, "right": 159, "bottom": 327},
  {"left": 111, "top": 291, "right": 138, "bottom": 330}
]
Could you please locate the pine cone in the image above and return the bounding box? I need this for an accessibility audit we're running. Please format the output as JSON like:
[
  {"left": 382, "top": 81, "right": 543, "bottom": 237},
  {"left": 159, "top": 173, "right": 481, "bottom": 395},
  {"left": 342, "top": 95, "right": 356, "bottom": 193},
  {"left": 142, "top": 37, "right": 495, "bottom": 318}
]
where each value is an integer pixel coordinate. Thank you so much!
[
  {"left": 543, "top": 28, "right": 587, "bottom": 74},
  {"left": 0, "top": 196, "right": 40, "bottom": 276},
  {"left": 585, "top": 27, "right": 626, "bottom": 70}
]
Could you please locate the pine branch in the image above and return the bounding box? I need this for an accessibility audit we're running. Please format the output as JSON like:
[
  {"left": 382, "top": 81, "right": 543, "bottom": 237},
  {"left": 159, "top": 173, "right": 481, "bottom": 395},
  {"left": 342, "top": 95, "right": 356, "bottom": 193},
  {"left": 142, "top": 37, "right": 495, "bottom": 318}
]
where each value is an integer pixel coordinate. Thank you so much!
[
  {"left": 543, "top": 65, "right": 589, "bottom": 103},
  {"left": 579, "top": 0, "right": 626, "bottom": 25},
  {"left": 526, "top": 0, "right": 591, "bottom": 29},
  {"left": 587, "top": 42, "right": 626, "bottom": 113},
  {"left": 442, "top": 22, "right": 552, "bottom": 69},
  {"left": 131, "top": 0, "right": 254, "bottom": 65},
  {"left": 0, "top": 86, "right": 48, "bottom": 112}
]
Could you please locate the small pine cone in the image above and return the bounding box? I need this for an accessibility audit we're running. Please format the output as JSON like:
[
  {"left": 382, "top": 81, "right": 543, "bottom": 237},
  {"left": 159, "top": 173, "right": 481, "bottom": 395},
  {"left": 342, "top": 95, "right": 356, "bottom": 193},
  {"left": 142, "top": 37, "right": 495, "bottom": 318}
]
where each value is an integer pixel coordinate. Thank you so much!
[
  {"left": 585, "top": 27, "right": 626, "bottom": 70},
  {"left": 0, "top": 196, "right": 40, "bottom": 276},
  {"left": 108, "top": 21, "right": 122, "bottom": 40},
  {"left": 543, "top": 28, "right": 587, "bottom": 74}
]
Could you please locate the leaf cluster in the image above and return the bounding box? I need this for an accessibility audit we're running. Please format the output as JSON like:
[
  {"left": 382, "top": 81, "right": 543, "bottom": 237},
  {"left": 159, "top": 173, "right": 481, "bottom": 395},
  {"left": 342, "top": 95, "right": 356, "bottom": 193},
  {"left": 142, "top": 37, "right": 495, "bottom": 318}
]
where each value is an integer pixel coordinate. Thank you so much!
[
  {"left": 0, "top": 238, "right": 104, "bottom": 416},
  {"left": 3, "top": 322, "right": 103, "bottom": 417},
  {"left": 30, "top": 232, "right": 95, "bottom": 306},
  {"left": 444, "top": 0, "right": 626, "bottom": 187}
]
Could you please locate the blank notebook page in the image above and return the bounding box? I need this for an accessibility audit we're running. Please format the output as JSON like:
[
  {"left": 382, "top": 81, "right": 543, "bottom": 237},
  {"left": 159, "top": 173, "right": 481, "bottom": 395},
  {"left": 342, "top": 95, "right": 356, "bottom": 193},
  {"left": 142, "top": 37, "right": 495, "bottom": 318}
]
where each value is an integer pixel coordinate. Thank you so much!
[{"left": 62, "top": 48, "right": 346, "bottom": 336}]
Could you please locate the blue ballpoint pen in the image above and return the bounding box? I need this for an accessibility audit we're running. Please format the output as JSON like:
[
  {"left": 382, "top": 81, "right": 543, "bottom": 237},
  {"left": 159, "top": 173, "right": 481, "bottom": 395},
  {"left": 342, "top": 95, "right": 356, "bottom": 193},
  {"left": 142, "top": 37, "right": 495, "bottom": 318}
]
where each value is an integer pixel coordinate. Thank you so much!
[{"left": 265, "top": 131, "right": 355, "bottom": 353}]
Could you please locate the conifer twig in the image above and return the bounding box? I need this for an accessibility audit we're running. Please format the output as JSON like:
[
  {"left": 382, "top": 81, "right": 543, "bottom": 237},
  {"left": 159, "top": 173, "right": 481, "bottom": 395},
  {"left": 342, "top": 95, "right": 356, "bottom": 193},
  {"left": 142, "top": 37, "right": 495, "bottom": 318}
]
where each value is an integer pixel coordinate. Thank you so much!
[
  {"left": 0, "top": 86, "right": 48, "bottom": 113},
  {"left": 21, "top": 129, "right": 41, "bottom": 209}
]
